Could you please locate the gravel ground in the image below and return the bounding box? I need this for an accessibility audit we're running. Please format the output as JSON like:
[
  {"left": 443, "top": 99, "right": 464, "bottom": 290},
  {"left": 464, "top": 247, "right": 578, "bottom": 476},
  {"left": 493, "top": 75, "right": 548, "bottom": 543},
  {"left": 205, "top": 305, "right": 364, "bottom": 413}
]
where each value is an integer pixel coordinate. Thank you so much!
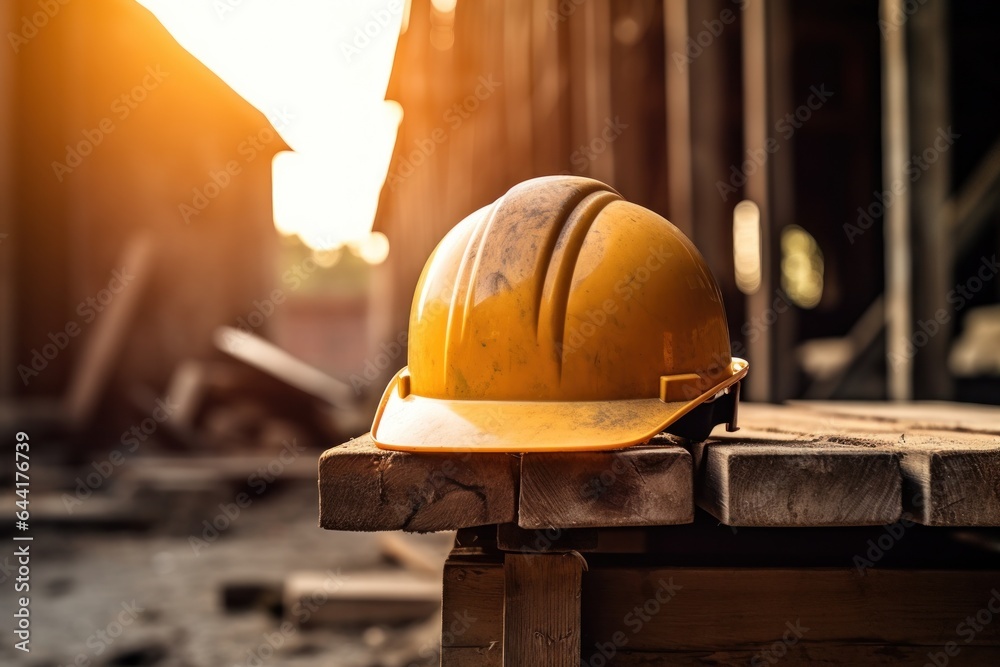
[{"left": 1, "top": 476, "right": 447, "bottom": 667}]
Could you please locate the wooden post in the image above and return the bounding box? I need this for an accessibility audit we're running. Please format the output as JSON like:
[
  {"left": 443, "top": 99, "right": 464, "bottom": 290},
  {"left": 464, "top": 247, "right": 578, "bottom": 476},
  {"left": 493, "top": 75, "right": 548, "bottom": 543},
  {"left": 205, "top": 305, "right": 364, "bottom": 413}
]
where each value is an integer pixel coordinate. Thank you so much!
[
  {"left": 741, "top": 0, "right": 773, "bottom": 402},
  {"left": 881, "top": 0, "right": 913, "bottom": 401},
  {"left": 502, "top": 552, "right": 584, "bottom": 667}
]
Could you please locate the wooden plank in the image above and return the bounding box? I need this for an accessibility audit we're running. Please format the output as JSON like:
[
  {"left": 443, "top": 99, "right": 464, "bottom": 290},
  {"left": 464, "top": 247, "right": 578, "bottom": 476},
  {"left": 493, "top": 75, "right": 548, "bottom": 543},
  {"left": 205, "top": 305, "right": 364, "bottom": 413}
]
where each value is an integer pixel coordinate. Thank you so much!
[
  {"left": 690, "top": 440, "right": 902, "bottom": 527},
  {"left": 283, "top": 569, "right": 439, "bottom": 628},
  {"left": 441, "top": 647, "right": 503, "bottom": 667},
  {"left": 582, "top": 568, "right": 1000, "bottom": 650},
  {"left": 518, "top": 438, "right": 692, "bottom": 529},
  {"left": 702, "top": 403, "right": 1000, "bottom": 527},
  {"left": 790, "top": 400, "right": 1000, "bottom": 436},
  {"left": 64, "top": 234, "right": 154, "bottom": 428},
  {"left": 442, "top": 554, "right": 504, "bottom": 666},
  {"left": 377, "top": 532, "right": 453, "bottom": 578},
  {"left": 318, "top": 435, "right": 518, "bottom": 532},
  {"left": 503, "top": 553, "right": 584, "bottom": 666},
  {"left": 752, "top": 402, "right": 1000, "bottom": 526}
]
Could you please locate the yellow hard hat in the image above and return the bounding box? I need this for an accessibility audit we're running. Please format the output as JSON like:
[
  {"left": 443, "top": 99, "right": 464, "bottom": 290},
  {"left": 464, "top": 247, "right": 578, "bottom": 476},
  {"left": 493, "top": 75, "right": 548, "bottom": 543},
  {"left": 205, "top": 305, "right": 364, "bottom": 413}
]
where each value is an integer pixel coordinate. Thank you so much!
[{"left": 372, "top": 175, "right": 748, "bottom": 452}]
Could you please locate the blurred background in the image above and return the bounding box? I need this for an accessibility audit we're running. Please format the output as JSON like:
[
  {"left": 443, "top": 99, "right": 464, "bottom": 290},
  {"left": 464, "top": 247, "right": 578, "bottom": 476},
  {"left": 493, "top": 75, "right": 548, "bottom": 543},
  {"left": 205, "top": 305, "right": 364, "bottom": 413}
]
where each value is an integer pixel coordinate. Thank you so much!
[{"left": 1, "top": 0, "right": 998, "bottom": 665}]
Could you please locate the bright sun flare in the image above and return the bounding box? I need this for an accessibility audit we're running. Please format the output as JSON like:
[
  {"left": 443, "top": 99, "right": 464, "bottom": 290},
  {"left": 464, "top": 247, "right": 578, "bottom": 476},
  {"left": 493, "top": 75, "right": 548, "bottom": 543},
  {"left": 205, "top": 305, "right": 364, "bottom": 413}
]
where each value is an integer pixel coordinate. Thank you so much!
[{"left": 133, "top": 0, "right": 406, "bottom": 263}]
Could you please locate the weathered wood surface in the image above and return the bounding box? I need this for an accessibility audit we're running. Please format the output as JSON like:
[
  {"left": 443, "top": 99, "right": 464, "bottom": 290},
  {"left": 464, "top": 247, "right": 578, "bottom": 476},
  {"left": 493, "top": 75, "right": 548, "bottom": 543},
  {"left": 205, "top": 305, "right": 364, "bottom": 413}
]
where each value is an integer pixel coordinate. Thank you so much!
[
  {"left": 518, "top": 437, "right": 693, "bottom": 529},
  {"left": 318, "top": 435, "right": 518, "bottom": 532},
  {"left": 581, "top": 567, "right": 1000, "bottom": 651},
  {"left": 319, "top": 401, "right": 999, "bottom": 532},
  {"left": 441, "top": 554, "right": 1000, "bottom": 662},
  {"left": 700, "top": 402, "right": 1000, "bottom": 526},
  {"left": 503, "top": 553, "right": 584, "bottom": 667},
  {"left": 283, "top": 569, "right": 440, "bottom": 628},
  {"left": 441, "top": 554, "right": 504, "bottom": 667},
  {"left": 689, "top": 438, "right": 902, "bottom": 527}
]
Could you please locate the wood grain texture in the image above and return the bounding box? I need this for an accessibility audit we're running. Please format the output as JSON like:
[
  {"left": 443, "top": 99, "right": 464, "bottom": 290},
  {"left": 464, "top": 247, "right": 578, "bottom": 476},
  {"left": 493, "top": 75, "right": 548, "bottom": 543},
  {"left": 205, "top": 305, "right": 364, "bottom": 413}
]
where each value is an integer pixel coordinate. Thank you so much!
[
  {"left": 318, "top": 435, "right": 518, "bottom": 532},
  {"left": 689, "top": 441, "right": 902, "bottom": 527},
  {"left": 504, "top": 553, "right": 584, "bottom": 667},
  {"left": 518, "top": 437, "right": 693, "bottom": 529},
  {"left": 699, "top": 402, "right": 1000, "bottom": 527},
  {"left": 442, "top": 554, "right": 504, "bottom": 666},
  {"left": 582, "top": 568, "right": 1000, "bottom": 650},
  {"left": 794, "top": 402, "right": 1000, "bottom": 526}
]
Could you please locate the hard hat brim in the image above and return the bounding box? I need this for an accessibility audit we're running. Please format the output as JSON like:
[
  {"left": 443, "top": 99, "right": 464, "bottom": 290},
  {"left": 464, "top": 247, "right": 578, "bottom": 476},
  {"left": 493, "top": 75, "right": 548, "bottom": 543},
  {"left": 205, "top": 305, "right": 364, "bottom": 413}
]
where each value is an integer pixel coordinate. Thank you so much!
[{"left": 371, "top": 359, "right": 748, "bottom": 453}]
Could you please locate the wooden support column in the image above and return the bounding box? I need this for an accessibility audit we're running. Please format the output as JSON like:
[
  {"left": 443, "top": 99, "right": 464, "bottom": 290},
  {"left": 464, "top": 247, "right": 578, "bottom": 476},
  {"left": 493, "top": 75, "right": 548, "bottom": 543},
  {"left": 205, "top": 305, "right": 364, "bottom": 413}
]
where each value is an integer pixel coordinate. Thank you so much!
[
  {"left": 502, "top": 552, "right": 584, "bottom": 667},
  {"left": 741, "top": 0, "right": 781, "bottom": 401}
]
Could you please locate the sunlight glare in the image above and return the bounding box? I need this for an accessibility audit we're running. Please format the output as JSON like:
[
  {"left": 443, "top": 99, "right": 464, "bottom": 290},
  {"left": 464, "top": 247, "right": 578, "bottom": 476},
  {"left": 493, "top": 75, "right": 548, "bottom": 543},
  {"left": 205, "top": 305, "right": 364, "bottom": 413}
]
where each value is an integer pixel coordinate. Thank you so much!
[{"left": 133, "top": 0, "right": 406, "bottom": 261}]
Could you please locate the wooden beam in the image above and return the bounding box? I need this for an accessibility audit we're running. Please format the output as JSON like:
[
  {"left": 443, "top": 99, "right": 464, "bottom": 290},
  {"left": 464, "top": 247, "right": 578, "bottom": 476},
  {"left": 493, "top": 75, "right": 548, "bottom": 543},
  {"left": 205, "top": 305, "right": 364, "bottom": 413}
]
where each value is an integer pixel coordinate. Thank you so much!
[
  {"left": 442, "top": 553, "right": 504, "bottom": 666},
  {"left": 283, "top": 569, "right": 440, "bottom": 628},
  {"left": 503, "top": 553, "right": 584, "bottom": 666},
  {"left": 741, "top": 0, "right": 774, "bottom": 401},
  {"left": 790, "top": 401, "right": 1000, "bottom": 526},
  {"left": 518, "top": 439, "right": 693, "bottom": 529},
  {"left": 724, "top": 402, "right": 1000, "bottom": 527},
  {"left": 318, "top": 435, "right": 518, "bottom": 532},
  {"left": 692, "top": 440, "right": 902, "bottom": 526},
  {"left": 582, "top": 568, "right": 1000, "bottom": 650}
]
